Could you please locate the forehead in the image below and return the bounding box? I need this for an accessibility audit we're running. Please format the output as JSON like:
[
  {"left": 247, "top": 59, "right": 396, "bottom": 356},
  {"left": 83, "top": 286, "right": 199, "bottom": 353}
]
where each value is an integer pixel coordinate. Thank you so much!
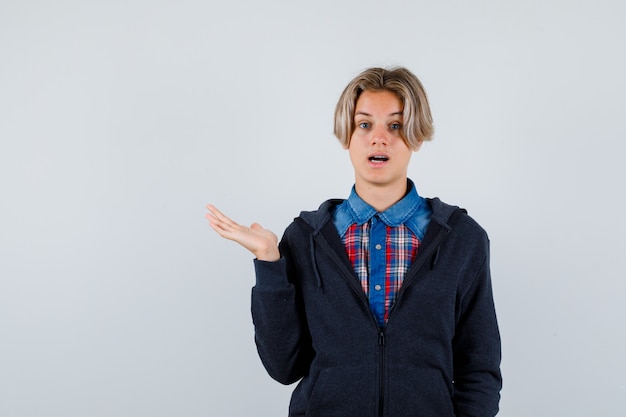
[{"left": 354, "top": 90, "right": 403, "bottom": 114}]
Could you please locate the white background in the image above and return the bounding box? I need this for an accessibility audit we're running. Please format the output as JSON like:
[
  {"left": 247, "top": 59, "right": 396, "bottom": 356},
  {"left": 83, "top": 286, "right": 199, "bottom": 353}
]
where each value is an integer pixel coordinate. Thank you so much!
[{"left": 1, "top": 1, "right": 625, "bottom": 416}]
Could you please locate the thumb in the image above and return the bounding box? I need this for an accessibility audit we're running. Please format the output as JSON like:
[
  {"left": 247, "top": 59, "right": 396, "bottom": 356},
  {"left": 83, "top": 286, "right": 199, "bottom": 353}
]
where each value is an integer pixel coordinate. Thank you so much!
[{"left": 250, "top": 223, "right": 263, "bottom": 230}]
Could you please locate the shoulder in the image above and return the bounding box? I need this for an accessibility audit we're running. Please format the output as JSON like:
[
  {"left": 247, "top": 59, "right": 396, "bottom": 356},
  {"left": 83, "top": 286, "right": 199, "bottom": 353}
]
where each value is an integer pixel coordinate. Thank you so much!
[
  {"left": 429, "top": 197, "right": 489, "bottom": 242},
  {"left": 285, "top": 199, "right": 344, "bottom": 235}
]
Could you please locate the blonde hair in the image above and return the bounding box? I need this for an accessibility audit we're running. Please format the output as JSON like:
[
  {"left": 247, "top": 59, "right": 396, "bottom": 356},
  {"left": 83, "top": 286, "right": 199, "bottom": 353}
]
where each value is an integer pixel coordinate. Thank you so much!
[{"left": 333, "top": 67, "right": 434, "bottom": 150}]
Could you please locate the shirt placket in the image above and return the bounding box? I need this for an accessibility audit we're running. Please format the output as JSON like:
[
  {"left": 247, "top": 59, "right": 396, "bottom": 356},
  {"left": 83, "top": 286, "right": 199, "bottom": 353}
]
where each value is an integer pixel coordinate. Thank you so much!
[{"left": 369, "top": 215, "right": 387, "bottom": 328}]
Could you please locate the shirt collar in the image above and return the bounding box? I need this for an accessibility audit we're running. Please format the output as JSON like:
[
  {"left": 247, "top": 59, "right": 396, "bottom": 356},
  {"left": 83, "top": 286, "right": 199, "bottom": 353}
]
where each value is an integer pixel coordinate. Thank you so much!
[{"left": 333, "top": 179, "right": 432, "bottom": 239}]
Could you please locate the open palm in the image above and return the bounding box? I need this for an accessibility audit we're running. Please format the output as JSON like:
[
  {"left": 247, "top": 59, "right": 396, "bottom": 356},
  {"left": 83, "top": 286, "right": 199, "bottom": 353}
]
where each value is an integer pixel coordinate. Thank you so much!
[{"left": 205, "top": 204, "right": 280, "bottom": 261}]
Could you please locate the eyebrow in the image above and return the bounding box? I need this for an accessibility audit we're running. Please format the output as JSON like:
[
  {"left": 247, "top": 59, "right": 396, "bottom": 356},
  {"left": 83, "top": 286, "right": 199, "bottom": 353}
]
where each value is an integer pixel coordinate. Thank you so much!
[{"left": 354, "top": 111, "right": 403, "bottom": 117}]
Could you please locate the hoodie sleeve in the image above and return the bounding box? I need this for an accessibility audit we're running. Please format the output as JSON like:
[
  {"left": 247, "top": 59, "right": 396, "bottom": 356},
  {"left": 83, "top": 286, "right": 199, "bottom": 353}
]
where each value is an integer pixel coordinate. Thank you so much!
[
  {"left": 251, "top": 236, "right": 313, "bottom": 385},
  {"left": 452, "top": 244, "right": 502, "bottom": 417}
]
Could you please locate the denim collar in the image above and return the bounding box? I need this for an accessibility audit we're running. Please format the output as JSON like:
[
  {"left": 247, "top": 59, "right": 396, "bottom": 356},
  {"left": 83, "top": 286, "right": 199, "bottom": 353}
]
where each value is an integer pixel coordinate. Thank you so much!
[{"left": 333, "top": 179, "right": 432, "bottom": 240}]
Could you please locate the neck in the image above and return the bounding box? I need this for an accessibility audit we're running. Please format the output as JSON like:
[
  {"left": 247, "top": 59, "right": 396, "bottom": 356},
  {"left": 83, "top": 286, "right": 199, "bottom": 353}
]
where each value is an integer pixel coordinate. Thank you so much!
[{"left": 354, "top": 179, "right": 408, "bottom": 212}]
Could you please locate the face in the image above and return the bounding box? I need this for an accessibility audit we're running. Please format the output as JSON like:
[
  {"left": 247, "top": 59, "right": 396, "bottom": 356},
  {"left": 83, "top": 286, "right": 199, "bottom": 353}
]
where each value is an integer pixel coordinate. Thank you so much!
[{"left": 348, "top": 90, "right": 420, "bottom": 192}]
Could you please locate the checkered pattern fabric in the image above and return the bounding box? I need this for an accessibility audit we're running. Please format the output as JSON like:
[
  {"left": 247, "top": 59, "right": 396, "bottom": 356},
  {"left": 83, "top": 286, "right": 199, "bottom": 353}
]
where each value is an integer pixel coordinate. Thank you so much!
[{"left": 343, "top": 221, "right": 420, "bottom": 323}]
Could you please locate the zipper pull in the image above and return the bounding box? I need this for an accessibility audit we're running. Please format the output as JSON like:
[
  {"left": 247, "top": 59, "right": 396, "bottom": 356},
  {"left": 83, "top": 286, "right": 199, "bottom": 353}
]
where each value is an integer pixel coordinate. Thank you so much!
[{"left": 379, "top": 331, "right": 385, "bottom": 346}]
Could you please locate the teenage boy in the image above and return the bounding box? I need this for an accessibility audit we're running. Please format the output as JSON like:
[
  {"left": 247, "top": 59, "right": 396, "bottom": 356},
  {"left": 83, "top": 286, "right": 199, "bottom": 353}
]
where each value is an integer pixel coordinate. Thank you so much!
[{"left": 206, "top": 67, "right": 502, "bottom": 417}]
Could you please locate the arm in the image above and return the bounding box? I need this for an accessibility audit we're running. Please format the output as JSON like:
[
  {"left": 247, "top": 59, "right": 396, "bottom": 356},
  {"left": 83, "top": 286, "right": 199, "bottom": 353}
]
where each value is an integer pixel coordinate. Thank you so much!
[
  {"left": 206, "top": 205, "right": 312, "bottom": 384},
  {"left": 452, "top": 252, "right": 502, "bottom": 417},
  {"left": 252, "top": 237, "right": 314, "bottom": 384}
]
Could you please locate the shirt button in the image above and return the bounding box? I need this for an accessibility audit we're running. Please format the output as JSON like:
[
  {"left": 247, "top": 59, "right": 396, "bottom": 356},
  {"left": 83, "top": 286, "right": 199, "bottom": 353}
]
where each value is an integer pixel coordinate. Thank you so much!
[
  {"left": 374, "top": 284, "right": 382, "bottom": 291},
  {"left": 375, "top": 244, "right": 382, "bottom": 250}
]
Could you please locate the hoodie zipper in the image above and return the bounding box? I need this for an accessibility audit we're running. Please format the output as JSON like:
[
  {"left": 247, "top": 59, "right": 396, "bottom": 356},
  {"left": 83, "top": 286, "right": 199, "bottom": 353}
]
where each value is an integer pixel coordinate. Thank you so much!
[
  {"left": 378, "top": 330, "right": 386, "bottom": 417},
  {"left": 316, "top": 234, "right": 390, "bottom": 416},
  {"left": 312, "top": 218, "right": 453, "bottom": 417},
  {"left": 376, "top": 225, "right": 451, "bottom": 416}
]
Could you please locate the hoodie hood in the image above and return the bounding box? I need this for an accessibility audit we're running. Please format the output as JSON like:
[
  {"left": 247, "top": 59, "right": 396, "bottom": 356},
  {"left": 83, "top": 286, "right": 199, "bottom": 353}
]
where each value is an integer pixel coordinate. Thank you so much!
[
  {"left": 297, "top": 197, "right": 461, "bottom": 232},
  {"left": 294, "top": 197, "right": 466, "bottom": 289}
]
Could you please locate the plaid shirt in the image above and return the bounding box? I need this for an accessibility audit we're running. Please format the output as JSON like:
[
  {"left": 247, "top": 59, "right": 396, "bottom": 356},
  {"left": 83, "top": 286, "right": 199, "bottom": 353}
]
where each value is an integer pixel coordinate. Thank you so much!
[{"left": 333, "top": 180, "right": 432, "bottom": 327}]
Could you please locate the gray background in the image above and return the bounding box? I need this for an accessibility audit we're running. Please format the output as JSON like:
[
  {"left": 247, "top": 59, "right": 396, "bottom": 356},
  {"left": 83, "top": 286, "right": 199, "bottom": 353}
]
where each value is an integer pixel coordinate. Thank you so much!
[{"left": 1, "top": 1, "right": 625, "bottom": 416}]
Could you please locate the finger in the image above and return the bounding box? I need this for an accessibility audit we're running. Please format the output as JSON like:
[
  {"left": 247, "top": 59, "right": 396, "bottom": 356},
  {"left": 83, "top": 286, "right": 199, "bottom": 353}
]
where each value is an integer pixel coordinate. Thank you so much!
[
  {"left": 206, "top": 209, "right": 233, "bottom": 233},
  {"left": 207, "top": 204, "right": 233, "bottom": 224},
  {"left": 210, "top": 222, "right": 231, "bottom": 236},
  {"left": 206, "top": 204, "right": 225, "bottom": 220},
  {"left": 206, "top": 204, "right": 239, "bottom": 228},
  {"left": 207, "top": 217, "right": 240, "bottom": 240}
]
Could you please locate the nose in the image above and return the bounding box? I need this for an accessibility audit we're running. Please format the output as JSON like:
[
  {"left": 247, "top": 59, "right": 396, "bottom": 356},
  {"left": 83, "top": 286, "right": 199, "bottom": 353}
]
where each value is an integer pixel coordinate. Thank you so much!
[{"left": 371, "top": 125, "right": 388, "bottom": 146}]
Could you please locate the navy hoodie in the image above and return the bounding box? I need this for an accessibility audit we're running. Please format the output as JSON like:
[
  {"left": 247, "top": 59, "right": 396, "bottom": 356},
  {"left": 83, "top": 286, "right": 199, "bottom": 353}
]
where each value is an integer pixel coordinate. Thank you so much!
[{"left": 252, "top": 197, "right": 502, "bottom": 417}]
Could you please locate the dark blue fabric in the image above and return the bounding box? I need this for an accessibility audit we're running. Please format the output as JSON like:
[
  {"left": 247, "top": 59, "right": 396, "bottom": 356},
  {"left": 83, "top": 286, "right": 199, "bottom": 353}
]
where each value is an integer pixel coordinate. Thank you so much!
[{"left": 252, "top": 196, "right": 502, "bottom": 417}]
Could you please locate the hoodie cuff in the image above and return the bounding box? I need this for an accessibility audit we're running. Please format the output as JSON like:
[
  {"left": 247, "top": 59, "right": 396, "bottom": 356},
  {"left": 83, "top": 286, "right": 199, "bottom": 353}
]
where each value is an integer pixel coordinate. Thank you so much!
[{"left": 253, "top": 257, "right": 291, "bottom": 289}]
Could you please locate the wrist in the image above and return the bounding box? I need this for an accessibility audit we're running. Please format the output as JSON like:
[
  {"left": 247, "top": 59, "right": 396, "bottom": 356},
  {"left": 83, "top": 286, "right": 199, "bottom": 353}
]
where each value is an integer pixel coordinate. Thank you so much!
[{"left": 255, "top": 246, "right": 280, "bottom": 262}]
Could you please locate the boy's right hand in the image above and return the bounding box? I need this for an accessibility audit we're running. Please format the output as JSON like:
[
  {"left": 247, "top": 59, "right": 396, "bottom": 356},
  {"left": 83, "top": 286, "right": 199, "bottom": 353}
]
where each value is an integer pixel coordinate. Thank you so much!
[{"left": 205, "top": 204, "right": 280, "bottom": 262}]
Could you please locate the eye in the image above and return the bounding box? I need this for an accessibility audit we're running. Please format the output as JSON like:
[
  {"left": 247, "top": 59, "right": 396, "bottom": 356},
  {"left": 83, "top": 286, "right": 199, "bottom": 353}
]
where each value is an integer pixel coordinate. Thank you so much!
[
  {"left": 390, "top": 122, "right": 402, "bottom": 130},
  {"left": 357, "top": 122, "right": 370, "bottom": 129}
]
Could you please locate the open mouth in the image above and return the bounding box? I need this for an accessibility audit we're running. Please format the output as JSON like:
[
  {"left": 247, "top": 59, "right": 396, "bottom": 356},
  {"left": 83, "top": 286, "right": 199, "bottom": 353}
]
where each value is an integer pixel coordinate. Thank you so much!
[{"left": 369, "top": 155, "right": 389, "bottom": 163}]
